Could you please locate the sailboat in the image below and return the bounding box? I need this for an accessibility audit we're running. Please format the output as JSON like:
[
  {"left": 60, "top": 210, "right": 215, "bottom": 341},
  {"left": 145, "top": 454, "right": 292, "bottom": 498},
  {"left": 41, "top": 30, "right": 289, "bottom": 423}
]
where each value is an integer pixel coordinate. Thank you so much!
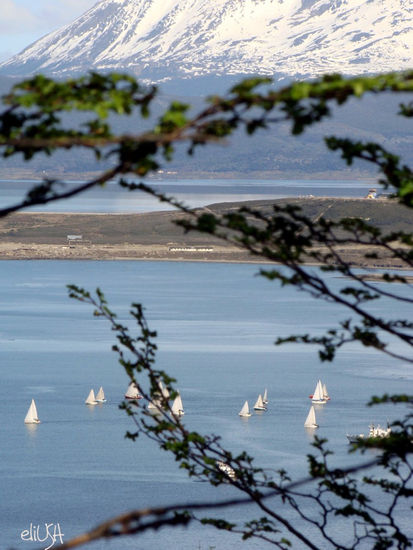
[
  {"left": 85, "top": 389, "right": 98, "bottom": 405},
  {"left": 158, "top": 380, "right": 170, "bottom": 400},
  {"left": 171, "top": 392, "right": 184, "bottom": 416},
  {"left": 253, "top": 394, "right": 266, "bottom": 411},
  {"left": 124, "top": 382, "right": 142, "bottom": 400},
  {"left": 95, "top": 386, "right": 107, "bottom": 403},
  {"left": 216, "top": 460, "right": 237, "bottom": 481},
  {"left": 262, "top": 388, "right": 268, "bottom": 405},
  {"left": 311, "top": 380, "right": 327, "bottom": 404},
  {"left": 304, "top": 405, "right": 318, "bottom": 428},
  {"left": 322, "top": 382, "right": 330, "bottom": 401},
  {"left": 24, "top": 399, "right": 40, "bottom": 424},
  {"left": 147, "top": 398, "right": 162, "bottom": 413},
  {"left": 347, "top": 423, "right": 391, "bottom": 443},
  {"left": 238, "top": 400, "right": 252, "bottom": 417},
  {"left": 147, "top": 401, "right": 162, "bottom": 413}
]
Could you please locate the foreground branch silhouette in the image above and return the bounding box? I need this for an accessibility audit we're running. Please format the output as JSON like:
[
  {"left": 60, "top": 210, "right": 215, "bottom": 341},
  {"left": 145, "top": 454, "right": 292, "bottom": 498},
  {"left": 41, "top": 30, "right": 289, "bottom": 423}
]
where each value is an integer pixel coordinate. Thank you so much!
[
  {"left": 58, "top": 286, "right": 412, "bottom": 549},
  {"left": 57, "top": 458, "right": 383, "bottom": 549}
]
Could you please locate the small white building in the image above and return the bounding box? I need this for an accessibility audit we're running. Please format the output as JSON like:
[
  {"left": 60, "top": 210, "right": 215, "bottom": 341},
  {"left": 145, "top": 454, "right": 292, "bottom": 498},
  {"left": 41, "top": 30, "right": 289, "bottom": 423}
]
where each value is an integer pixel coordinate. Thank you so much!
[
  {"left": 67, "top": 235, "right": 83, "bottom": 246},
  {"left": 168, "top": 246, "right": 213, "bottom": 252}
]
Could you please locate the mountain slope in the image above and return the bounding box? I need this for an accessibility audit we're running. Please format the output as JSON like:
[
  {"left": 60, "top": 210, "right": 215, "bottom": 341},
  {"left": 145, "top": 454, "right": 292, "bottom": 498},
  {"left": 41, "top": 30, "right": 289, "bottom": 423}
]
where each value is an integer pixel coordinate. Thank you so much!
[{"left": 1, "top": 0, "right": 412, "bottom": 80}]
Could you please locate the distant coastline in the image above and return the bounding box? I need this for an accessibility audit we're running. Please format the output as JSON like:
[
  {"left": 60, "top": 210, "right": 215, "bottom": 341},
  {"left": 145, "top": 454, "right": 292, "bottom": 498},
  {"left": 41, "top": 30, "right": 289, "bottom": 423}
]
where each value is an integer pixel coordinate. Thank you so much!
[{"left": 0, "top": 197, "right": 411, "bottom": 273}]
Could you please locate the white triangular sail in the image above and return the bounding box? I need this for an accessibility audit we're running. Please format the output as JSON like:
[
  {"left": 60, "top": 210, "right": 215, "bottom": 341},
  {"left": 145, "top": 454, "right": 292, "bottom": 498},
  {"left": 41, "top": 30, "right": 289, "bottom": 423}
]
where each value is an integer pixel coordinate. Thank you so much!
[
  {"left": 262, "top": 388, "right": 268, "bottom": 404},
  {"left": 322, "top": 382, "right": 330, "bottom": 401},
  {"left": 239, "top": 400, "right": 251, "bottom": 417},
  {"left": 313, "top": 380, "right": 322, "bottom": 400},
  {"left": 158, "top": 380, "right": 170, "bottom": 399},
  {"left": 24, "top": 399, "right": 40, "bottom": 424},
  {"left": 125, "top": 382, "right": 142, "bottom": 400},
  {"left": 253, "top": 394, "right": 266, "bottom": 410},
  {"left": 304, "top": 405, "right": 318, "bottom": 428},
  {"left": 312, "top": 380, "right": 326, "bottom": 404},
  {"left": 96, "top": 386, "right": 106, "bottom": 402},
  {"left": 171, "top": 392, "right": 184, "bottom": 416},
  {"left": 31, "top": 399, "right": 39, "bottom": 420},
  {"left": 85, "top": 389, "right": 98, "bottom": 405},
  {"left": 147, "top": 398, "right": 162, "bottom": 412}
]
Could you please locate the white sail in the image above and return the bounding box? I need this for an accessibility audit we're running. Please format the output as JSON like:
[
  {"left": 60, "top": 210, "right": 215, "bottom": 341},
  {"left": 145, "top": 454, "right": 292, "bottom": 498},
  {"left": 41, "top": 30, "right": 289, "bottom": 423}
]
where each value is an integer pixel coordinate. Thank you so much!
[
  {"left": 96, "top": 386, "right": 106, "bottom": 402},
  {"left": 313, "top": 380, "right": 322, "bottom": 400},
  {"left": 85, "top": 389, "right": 98, "bottom": 405},
  {"left": 24, "top": 399, "right": 40, "bottom": 424},
  {"left": 322, "top": 383, "right": 330, "bottom": 401},
  {"left": 253, "top": 394, "right": 266, "bottom": 410},
  {"left": 216, "top": 460, "right": 237, "bottom": 481},
  {"left": 147, "top": 397, "right": 162, "bottom": 410},
  {"left": 262, "top": 388, "right": 268, "bottom": 404},
  {"left": 239, "top": 400, "right": 251, "bottom": 417},
  {"left": 171, "top": 392, "right": 184, "bottom": 416},
  {"left": 304, "top": 405, "right": 318, "bottom": 428},
  {"left": 125, "top": 382, "right": 142, "bottom": 400},
  {"left": 158, "top": 380, "right": 170, "bottom": 399},
  {"left": 31, "top": 400, "right": 39, "bottom": 420},
  {"left": 312, "top": 380, "right": 326, "bottom": 404}
]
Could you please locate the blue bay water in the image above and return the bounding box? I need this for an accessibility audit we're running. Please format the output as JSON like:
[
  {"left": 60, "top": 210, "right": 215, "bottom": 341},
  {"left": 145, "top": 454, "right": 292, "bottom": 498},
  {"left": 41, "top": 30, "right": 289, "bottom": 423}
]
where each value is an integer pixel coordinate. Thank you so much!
[
  {"left": 0, "top": 178, "right": 376, "bottom": 213},
  {"left": 0, "top": 259, "right": 412, "bottom": 549},
  {"left": 0, "top": 179, "right": 411, "bottom": 548}
]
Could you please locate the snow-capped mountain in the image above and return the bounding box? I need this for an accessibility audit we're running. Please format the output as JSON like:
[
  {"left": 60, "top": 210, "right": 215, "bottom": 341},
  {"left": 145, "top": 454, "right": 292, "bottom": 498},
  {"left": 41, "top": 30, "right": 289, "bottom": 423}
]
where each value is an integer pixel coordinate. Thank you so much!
[{"left": 0, "top": 0, "right": 412, "bottom": 81}]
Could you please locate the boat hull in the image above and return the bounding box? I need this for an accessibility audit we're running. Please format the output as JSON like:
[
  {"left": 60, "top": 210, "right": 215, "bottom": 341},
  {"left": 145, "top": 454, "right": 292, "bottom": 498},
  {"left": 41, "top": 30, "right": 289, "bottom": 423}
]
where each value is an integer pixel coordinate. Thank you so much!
[
  {"left": 347, "top": 424, "right": 391, "bottom": 443},
  {"left": 347, "top": 434, "right": 365, "bottom": 444},
  {"left": 125, "top": 395, "right": 143, "bottom": 400},
  {"left": 309, "top": 395, "right": 330, "bottom": 400}
]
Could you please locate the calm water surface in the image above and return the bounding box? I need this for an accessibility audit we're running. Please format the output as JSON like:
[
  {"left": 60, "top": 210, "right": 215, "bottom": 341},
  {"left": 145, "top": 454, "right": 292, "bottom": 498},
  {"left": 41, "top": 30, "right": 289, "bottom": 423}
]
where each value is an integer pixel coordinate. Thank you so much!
[
  {"left": 0, "top": 178, "right": 376, "bottom": 213},
  {"left": 0, "top": 260, "right": 411, "bottom": 549}
]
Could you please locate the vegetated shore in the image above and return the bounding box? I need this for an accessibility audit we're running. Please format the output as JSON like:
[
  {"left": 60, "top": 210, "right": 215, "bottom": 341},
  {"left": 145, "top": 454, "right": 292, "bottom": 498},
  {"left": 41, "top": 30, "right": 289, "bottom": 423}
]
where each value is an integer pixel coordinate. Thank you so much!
[{"left": 0, "top": 197, "right": 411, "bottom": 272}]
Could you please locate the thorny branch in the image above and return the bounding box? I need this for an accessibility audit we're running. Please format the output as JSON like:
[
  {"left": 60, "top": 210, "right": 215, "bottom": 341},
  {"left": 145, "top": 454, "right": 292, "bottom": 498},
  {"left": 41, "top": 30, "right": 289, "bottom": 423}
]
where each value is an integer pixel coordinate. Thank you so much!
[{"left": 62, "top": 286, "right": 413, "bottom": 549}]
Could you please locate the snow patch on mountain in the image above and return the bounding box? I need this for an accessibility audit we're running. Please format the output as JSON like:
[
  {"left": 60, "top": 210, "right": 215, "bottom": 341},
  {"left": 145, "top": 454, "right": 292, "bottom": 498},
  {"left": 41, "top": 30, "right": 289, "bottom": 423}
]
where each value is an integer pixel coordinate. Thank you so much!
[{"left": 0, "top": 0, "right": 412, "bottom": 80}]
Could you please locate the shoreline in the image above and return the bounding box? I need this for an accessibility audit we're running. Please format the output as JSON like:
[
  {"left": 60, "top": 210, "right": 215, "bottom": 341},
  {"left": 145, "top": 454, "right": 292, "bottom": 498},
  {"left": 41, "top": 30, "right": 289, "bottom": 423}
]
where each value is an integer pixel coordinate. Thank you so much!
[
  {"left": 0, "top": 198, "right": 411, "bottom": 273},
  {"left": 0, "top": 242, "right": 410, "bottom": 277},
  {"left": 0, "top": 242, "right": 261, "bottom": 263},
  {"left": 2, "top": 242, "right": 412, "bottom": 283}
]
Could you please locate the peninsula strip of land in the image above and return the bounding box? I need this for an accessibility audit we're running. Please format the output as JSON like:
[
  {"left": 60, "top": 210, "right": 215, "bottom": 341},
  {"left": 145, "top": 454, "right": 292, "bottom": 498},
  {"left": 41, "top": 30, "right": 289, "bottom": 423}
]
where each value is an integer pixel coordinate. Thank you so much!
[{"left": 0, "top": 197, "right": 411, "bottom": 269}]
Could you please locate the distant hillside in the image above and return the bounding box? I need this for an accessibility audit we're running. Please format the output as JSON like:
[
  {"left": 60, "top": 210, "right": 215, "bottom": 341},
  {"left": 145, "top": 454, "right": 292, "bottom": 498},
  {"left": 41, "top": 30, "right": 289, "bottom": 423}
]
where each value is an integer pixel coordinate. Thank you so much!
[
  {"left": 207, "top": 196, "right": 413, "bottom": 235},
  {"left": 1, "top": 88, "right": 412, "bottom": 180}
]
